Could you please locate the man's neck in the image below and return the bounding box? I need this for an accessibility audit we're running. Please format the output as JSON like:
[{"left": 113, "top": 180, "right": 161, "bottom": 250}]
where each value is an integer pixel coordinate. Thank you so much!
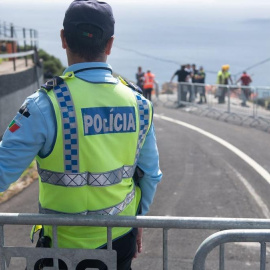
[{"left": 67, "top": 52, "right": 107, "bottom": 65}]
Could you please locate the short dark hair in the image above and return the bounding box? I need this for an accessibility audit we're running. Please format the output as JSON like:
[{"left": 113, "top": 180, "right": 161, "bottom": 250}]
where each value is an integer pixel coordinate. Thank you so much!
[{"left": 64, "top": 24, "right": 109, "bottom": 61}]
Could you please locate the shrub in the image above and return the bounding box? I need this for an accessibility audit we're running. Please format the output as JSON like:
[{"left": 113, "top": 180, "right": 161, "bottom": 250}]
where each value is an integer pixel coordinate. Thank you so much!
[{"left": 38, "top": 49, "right": 66, "bottom": 79}]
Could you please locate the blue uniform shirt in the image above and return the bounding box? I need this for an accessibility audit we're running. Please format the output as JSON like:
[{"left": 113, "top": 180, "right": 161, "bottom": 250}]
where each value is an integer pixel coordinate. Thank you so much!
[{"left": 0, "top": 62, "right": 162, "bottom": 215}]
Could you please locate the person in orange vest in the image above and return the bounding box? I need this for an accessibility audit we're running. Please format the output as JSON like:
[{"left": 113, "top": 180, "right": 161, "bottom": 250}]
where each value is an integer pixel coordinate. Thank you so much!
[{"left": 143, "top": 69, "right": 155, "bottom": 101}]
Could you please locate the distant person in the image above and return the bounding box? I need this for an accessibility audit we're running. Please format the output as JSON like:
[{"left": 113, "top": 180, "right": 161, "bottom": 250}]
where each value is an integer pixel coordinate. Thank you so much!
[
  {"left": 135, "top": 66, "right": 144, "bottom": 91},
  {"left": 216, "top": 64, "right": 233, "bottom": 104},
  {"left": 191, "top": 64, "right": 198, "bottom": 83},
  {"left": 170, "top": 65, "right": 190, "bottom": 105},
  {"left": 170, "top": 65, "right": 190, "bottom": 84},
  {"left": 185, "top": 64, "right": 192, "bottom": 83},
  {"left": 236, "top": 71, "right": 252, "bottom": 107},
  {"left": 197, "top": 66, "right": 207, "bottom": 104},
  {"left": 143, "top": 69, "right": 155, "bottom": 101}
]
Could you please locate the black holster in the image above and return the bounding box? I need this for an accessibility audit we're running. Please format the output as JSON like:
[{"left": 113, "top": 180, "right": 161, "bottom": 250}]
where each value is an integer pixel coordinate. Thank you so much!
[{"left": 34, "top": 236, "right": 52, "bottom": 270}]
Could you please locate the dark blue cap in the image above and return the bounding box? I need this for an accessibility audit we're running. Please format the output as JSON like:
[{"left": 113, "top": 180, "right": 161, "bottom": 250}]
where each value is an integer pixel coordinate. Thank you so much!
[{"left": 63, "top": 0, "right": 115, "bottom": 41}]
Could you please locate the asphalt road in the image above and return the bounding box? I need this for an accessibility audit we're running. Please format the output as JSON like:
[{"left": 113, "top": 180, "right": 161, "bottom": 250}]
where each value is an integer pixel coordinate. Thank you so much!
[{"left": 1, "top": 104, "right": 270, "bottom": 269}]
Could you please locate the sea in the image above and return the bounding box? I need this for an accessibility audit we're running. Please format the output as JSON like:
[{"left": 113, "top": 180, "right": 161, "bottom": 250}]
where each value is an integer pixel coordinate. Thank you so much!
[{"left": 1, "top": 0, "right": 270, "bottom": 88}]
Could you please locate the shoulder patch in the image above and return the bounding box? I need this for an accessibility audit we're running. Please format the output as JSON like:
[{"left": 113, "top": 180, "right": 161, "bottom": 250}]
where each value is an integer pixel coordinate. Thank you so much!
[
  {"left": 118, "top": 76, "right": 143, "bottom": 94},
  {"left": 41, "top": 76, "right": 64, "bottom": 91},
  {"left": 19, "top": 103, "right": 30, "bottom": 118}
]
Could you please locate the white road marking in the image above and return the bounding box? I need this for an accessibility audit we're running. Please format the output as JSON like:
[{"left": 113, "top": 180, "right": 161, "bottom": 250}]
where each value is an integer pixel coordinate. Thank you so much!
[
  {"left": 227, "top": 164, "right": 270, "bottom": 218},
  {"left": 154, "top": 114, "right": 270, "bottom": 185}
]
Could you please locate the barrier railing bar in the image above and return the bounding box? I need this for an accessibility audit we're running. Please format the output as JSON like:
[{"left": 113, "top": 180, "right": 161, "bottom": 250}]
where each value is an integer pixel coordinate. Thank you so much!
[
  {"left": 3, "top": 214, "right": 270, "bottom": 229},
  {"left": 0, "top": 37, "right": 38, "bottom": 42},
  {"left": 163, "top": 228, "right": 169, "bottom": 270},
  {"left": 0, "top": 50, "right": 35, "bottom": 59},
  {"left": 260, "top": 242, "right": 266, "bottom": 270}
]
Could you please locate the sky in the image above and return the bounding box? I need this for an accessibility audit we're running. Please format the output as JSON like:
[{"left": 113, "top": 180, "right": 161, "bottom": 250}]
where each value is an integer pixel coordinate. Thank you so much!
[
  {"left": 1, "top": 0, "right": 270, "bottom": 5},
  {"left": 1, "top": 0, "right": 270, "bottom": 9},
  {"left": 1, "top": 0, "right": 270, "bottom": 22},
  {"left": 0, "top": 0, "right": 270, "bottom": 85}
]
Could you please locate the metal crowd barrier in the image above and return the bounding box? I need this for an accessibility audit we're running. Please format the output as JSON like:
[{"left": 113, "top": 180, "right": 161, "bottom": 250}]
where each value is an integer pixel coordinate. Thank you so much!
[
  {"left": 0, "top": 22, "right": 38, "bottom": 71},
  {"left": 193, "top": 229, "right": 270, "bottom": 270},
  {"left": 159, "top": 82, "right": 270, "bottom": 132},
  {"left": 2, "top": 214, "right": 270, "bottom": 269}
]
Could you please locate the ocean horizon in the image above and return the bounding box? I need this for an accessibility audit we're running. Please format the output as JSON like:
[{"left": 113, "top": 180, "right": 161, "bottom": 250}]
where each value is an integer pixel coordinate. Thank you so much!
[{"left": 0, "top": 0, "right": 270, "bottom": 87}]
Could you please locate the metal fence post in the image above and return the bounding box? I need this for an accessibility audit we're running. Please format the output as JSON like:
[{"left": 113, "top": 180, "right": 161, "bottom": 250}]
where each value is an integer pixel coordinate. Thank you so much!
[
  {"left": 191, "top": 84, "right": 195, "bottom": 103},
  {"left": 107, "top": 227, "right": 112, "bottom": 251},
  {"left": 219, "top": 244, "right": 224, "bottom": 270},
  {"left": 0, "top": 226, "right": 5, "bottom": 270},
  {"left": 23, "top": 28, "right": 28, "bottom": 67},
  {"left": 260, "top": 242, "right": 266, "bottom": 270},
  {"left": 254, "top": 87, "right": 258, "bottom": 118},
  {"left": 227, "top": 86, "right": 230, "bottom": 113},
  {"left": 52, "top": 225, "right": 59, "bottom": 269},
  {"left": 3, "top": 21, "right": 6, "bottom": 37},
  {"left": 163, "top": 228, "right": 169, "bottom": 270},
  {"left": 30, "top": 29, "right": 33, "bottom": 49},
  {"left": 177, "top": 83, "right": 182, "bottom": 107},
  {"left": 10, "top": 24, "right": 16, "bottom": 72}
]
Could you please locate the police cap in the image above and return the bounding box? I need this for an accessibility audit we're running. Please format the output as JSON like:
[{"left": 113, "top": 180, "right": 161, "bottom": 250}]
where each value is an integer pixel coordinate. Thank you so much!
[{"left": 63, "top": 0, "right": 115, "bottom": 42}]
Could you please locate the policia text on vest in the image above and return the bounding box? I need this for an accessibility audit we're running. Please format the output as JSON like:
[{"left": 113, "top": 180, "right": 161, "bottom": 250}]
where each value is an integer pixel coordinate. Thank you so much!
[{"left": 82, "top": 107, "right": 136, "bottom": 135}]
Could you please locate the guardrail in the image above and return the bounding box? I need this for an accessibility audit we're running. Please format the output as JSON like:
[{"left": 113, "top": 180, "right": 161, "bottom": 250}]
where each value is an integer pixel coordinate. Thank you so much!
[
  {"left": 0, "top": 21, "right": 38, "bottom": 71},
  {"left": 157, "top": 82, "right": 270, "bottom": 132},
  {"left": 2, "top": 214, "right": 270, "bottom": 269}
]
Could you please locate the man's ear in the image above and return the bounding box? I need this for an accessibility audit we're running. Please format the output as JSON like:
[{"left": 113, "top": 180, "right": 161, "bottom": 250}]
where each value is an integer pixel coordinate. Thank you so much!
[
  {"left": 60, "top": 29, "right": 68, "bottom": 49},
  {"left": 105, "top": 36, "right": 114, "bottom": 56}
]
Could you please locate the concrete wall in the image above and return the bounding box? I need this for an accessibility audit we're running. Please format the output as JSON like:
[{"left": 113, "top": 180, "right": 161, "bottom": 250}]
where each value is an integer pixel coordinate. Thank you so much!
[{"left": 0, "top": 66, "right": 43, "bottom": 136}]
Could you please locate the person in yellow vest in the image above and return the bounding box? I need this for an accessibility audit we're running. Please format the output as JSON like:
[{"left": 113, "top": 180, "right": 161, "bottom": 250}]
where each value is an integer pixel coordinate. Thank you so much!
[
  {"left": 216, "top": 64, "right": 233, "bottom": 104},
  {"left": 143, "top": 69, "right": 156, "bottom": 101},
  {"left": 0, "top": 1, "right": 162, "bottom": 269}
]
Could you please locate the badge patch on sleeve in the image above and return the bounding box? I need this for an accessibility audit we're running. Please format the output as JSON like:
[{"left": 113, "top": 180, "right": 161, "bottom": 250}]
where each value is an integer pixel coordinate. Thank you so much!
[
  {"left": 82, "top": 107, "right": 136, "bottom": 136},
  {"left": 8, "top": 120, "right": 20, "bottom": 133},
  {"left": 19, "top": 104, "right": 30, "bottom": 118}
]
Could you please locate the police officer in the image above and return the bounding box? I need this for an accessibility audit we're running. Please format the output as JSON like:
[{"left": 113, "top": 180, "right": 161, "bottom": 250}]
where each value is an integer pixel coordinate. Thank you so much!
[
  {"left": 0, "top": 1, "right": 162, "bottom": 270},
  {"left": 216, "top": 64, "right": 233, "bottom": 104}
]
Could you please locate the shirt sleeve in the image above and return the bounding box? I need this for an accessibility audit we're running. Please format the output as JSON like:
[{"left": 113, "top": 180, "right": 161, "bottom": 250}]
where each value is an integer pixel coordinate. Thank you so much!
[
  {"left": 0, "top": 91, "right": 54, "bottom": 192},
  {"left": 137, "top": 122, "right": 162, "bottom": 215}
]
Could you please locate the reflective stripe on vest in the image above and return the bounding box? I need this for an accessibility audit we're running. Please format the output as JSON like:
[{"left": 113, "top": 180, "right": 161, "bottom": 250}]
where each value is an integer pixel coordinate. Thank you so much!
[
  {"left": 217, "top": 71, "right": 230, "bottom": 85},
  {"left": 38, "top": 82, "right": 150, "bottom": 189},
  {"left": 54, "top": 82, "right": 79, "bottom": 174},
  {"left": 38, "top": 164, "right": 134, "bottom": 186},
  {"left": 39, "top": 186, "right": 135, "bottom": 215}
]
